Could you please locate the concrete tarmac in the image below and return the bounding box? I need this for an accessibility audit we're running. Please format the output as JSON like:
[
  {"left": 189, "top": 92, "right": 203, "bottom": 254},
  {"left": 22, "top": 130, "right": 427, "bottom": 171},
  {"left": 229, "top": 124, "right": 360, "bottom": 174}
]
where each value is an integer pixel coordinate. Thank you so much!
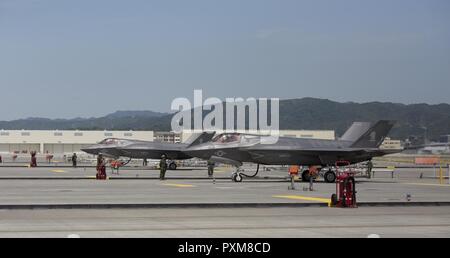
[
  {"left": 0, "top": 166, "right": 448, "bottom": 237},
  {"left": 0, "top": 167, "right": 448, "bottom": 205},
  {"left": 0, "top": 207, "right": 449, "bottom": 237}
]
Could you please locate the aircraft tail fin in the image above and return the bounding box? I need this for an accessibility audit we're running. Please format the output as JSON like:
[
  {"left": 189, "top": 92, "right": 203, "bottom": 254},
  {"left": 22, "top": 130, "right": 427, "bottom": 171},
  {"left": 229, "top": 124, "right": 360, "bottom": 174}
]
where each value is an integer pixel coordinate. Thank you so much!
[
  {"left": 186, "top": 132, "right": 216, "bottom": 148},
  {"left": 350, "top": 120, "right": 396, "bottom": 148},
  {"left": 340, "top": 122, "right": 372, "bottom": 142}
]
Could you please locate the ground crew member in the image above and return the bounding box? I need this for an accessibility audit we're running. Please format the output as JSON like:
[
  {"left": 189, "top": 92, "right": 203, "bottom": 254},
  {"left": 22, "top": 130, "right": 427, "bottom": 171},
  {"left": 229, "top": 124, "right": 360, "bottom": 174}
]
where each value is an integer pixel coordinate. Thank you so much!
[
  {"left": 0, "top": 155, "right": 2, "bottom": 163},
  {"left": 30, "top": 151, "right": 37, "bottom": 167},
  {"left": 160, "top": 155, "right": 167, "bottom": 180},
  {"left": 288, "top": 165, "right": 300, "bottom": 190},
  {"left": 143, "top": 158, "right": 148, "bottom": 167},
  {"left": 309, "top": 166, "right": 319, "bottom": 191},
  {"left": 367, "top": 160, "right": 373, "bottom": 179},
  {"left": 71, "top": 153, "right": 77, "bottom": 168},
  {"left": 207, "top": 160, "right": 215, "bottom": 177},
  {"left": 96, "top": 154, "right": 106, "bottom": 179},
  {"left": 30, "top": 152, "right": 36, "bottom": 167}
]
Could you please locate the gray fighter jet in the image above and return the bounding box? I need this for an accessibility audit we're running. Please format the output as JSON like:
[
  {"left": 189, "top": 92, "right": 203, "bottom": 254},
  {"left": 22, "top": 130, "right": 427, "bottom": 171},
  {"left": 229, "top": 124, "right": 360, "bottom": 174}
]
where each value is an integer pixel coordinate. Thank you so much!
[
  {"left": 81, "top": 133, "right": 215, "bottom": 170},
  {"left": 183, "top": 120, "right": 398, "bottom": 182}
]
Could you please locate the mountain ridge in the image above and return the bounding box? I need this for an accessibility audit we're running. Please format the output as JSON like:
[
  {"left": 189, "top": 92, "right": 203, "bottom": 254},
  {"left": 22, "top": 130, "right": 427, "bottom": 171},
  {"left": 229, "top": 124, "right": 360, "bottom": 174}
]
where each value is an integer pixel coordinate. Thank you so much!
[{"left": 0, "top": 98, "right": 449, "bottom": 141}]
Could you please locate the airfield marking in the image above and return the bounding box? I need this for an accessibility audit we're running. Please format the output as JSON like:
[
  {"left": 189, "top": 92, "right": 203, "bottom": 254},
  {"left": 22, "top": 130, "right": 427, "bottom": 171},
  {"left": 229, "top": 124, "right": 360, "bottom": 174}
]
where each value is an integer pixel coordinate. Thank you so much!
[
  {"left": 50, "top": 169, "right": 66, "bottom": 173},
  {"left": 401, "top": 183, "right": 450, "bottom": 187},
  {"left": 162, "top": 183, "right": 196, "bottom": 188},
  {"left": 214, "top": 168, "right": 230, "bottom": 174},
  {"left": 273, "top": 195, "right": 331, "bottom": 206}
]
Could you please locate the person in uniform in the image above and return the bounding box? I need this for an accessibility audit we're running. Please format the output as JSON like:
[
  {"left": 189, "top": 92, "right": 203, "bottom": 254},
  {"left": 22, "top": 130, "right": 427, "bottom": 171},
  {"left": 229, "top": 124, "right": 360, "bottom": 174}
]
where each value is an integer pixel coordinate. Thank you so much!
[
  {"left": 207, "top": 160, "right": 215, "bottom": 177},
  {"left": 30, "top": 151, "right": 37, "bottom": 167},
  {"left": 367, "top": 160, "right": 374, "bottom": 179},
  {"left": 72, "top": 153, "right": 77, "bottom": 168},
  {"left": 143, "top": 158, "right": 148, "bottom": 167},
  {"left": 159, "top": 155, "right": 167, "bottom": 180},
  {"left": 96, "top": 154, "right": 106, "bottom": 179},
  {"left": 309, "top": 166, "right": 319, "bottom": 191}
]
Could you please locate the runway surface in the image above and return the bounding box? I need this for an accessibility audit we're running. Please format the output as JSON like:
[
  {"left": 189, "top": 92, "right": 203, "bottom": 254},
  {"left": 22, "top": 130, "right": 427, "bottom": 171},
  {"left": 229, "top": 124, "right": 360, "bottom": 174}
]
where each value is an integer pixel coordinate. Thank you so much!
[
  {"left": 0, "top": 207, "right": 449, "bottom": 237},
  {"left": 0, "top": 166, "right": 448, "bottom": 237}
]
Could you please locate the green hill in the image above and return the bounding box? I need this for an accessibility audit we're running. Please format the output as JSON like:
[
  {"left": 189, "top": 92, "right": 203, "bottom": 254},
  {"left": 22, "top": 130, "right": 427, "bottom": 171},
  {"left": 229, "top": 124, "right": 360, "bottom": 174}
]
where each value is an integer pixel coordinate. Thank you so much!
[{"left": 1, "top": 98, "right": 449, "bottom": 141}]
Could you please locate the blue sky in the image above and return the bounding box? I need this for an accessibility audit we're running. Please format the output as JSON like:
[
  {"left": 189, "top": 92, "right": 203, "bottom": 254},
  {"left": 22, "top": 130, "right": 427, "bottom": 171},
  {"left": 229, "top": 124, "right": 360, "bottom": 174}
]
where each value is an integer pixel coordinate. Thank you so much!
[{"left": 0, "top": 0, "right": 449, "bottom": 120}]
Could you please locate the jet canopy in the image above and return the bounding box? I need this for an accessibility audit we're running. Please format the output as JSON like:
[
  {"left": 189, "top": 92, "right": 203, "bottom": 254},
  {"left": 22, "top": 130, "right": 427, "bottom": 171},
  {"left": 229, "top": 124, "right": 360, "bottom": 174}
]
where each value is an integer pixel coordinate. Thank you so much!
[
  {"left": 211, "top": 133, "right": 260, "bottom": 145},
  {"left": 98, "top": 138, "right": 132, "bottom": 146}
]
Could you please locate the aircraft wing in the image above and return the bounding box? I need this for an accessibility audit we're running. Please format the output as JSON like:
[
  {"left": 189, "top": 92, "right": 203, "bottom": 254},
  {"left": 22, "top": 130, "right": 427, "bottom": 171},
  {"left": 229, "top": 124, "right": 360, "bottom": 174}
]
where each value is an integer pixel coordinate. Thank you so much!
[
  {"left": 117, "top": 143, "right": 192, "bottom": 160},
  {"left": 241, "top": 146, "right": 379, "bottom": 166}
]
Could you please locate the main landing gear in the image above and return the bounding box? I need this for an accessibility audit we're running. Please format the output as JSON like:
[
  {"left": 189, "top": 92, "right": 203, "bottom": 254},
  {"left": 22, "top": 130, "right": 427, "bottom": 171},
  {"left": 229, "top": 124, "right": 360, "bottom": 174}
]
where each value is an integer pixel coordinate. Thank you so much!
[
  {"left": 324, "top": 169, "right": 337, "bottom": 183},
  {"left": 301, "top": 168, "right": 337, "bottom": 183},
  {"left": 168, "top": 162, "right": 177, "bottom": 170}
]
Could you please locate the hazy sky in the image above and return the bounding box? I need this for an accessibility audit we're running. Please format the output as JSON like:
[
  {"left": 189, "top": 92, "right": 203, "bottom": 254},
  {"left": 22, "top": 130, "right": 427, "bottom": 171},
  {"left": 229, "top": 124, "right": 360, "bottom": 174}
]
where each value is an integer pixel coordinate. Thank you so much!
[{"left": 0, "top": 0, "right": 449, "bottom": 120}]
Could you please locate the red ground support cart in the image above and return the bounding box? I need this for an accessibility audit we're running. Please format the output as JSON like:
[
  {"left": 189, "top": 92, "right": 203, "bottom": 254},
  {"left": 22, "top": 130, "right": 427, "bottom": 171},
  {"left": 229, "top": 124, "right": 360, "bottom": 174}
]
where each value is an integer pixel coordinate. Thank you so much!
[
  {"left": 110, "top": 160, "right": 125, "bottom": 175},
  {"left": 330, "top": 161, "right": 357, "bottom": 208}
]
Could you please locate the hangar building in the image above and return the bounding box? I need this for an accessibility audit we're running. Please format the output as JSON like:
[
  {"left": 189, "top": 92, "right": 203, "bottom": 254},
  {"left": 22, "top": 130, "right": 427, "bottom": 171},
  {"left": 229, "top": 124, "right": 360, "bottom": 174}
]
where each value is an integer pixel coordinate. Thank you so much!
[{"left": 0, "top": 130, "right": 154, "bottom": 154}]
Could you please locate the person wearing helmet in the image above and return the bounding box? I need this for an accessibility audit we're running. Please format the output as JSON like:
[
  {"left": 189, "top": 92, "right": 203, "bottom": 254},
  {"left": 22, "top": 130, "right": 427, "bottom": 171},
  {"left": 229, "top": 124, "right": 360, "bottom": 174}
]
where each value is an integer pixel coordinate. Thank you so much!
[
  {"left": 96, "top": 154, "right": 106, "bottom": 179},
  {"left": 207, "top": 160, "right": 215, "bottom": 177},
  {"left": 159, "top": 154, "right": 168, "bottom": 180},
  {"left": 71, "top": 153, "right": 78, "bottom": 168}
]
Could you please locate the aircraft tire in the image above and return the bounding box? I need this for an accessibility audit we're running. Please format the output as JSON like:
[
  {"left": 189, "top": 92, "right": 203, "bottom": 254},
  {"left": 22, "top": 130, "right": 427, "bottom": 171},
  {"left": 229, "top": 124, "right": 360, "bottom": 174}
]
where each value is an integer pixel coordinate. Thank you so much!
[
  {"left": 232, "top": 173, "right": 243, "bottom": 182},
  {"left": 169, "top": 162, "right": 177, "bottom": 170},
  {"left": 324, "top": 171, "right": 336, "bottom": 183},
  {"left": 301, "top": 170, "right": 310, "bottom": 182}
]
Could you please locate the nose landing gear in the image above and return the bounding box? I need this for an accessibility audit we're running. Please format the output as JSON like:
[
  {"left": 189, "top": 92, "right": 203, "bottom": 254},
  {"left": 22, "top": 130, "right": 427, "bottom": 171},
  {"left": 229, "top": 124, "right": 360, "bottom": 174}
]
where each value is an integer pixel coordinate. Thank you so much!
[
  {"left": 231, "top": 172, "right": 243, "bottom": 182},
  {"left": 231, "top": 164, "right": 260, "bottom": 182}
]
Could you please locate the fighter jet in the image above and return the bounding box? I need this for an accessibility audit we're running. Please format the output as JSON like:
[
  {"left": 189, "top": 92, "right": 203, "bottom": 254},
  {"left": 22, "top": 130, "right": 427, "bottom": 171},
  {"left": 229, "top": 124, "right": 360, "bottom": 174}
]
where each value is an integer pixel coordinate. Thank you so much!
[
  {"left": 183, "top": 120, "right": 398, "bottom": 182},
  {"left": 81, "top": 133, "right": 215, "bottom": 170},
  {"left": 81, "top": 138, "right": 138, "bottom": 159}
]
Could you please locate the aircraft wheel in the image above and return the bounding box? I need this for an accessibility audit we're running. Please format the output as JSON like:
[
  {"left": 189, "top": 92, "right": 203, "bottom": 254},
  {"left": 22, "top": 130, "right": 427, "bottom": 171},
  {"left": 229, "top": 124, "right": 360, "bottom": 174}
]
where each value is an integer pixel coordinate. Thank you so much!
[
  {"left": 169, "top": 162, "right": 177, "bottom": 170},
  {"left": 232, "top": 173, "right": 243, "bottom": 182},
  {"left": 324, "top": 171, "right": 336, "bottom": 183},
  {"left": 301, "top": 170, "right": 311, "bottom": 182}
]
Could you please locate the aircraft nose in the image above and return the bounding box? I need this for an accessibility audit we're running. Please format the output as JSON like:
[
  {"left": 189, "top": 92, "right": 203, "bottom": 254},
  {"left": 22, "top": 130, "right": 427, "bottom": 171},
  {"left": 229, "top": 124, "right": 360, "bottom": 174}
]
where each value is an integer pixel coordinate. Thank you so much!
[{"left": 81, "top": 146, "right": 97, "bottom": 154}]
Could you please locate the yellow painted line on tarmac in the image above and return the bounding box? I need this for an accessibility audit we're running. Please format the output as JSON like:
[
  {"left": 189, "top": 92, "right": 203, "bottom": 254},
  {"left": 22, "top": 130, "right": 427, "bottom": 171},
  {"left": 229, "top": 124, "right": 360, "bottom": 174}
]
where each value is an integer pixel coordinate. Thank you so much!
[
  {"left": 402, "top": 183, "right": 450, "bottom": 187},
  {"left": 162, "top": 183, "right": 196, "bottom": 188},
  {"left": 214, "top": 168, "right": 230, "bottom": 174},
  {"left": 273, "top": 195, "right": 331, "bottom": 206},
  {"left": 50, "top": 169, "right": 66, "bottom": 173}
]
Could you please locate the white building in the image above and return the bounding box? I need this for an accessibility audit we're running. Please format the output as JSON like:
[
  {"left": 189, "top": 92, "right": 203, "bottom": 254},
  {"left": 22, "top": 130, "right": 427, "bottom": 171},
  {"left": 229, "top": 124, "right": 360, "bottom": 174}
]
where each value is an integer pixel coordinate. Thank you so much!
[
  {"left": 154, "top": 131, "right": 182, "bottom": 143},
  {"left": 380, "top": 137, "right": 403, "bottom": 150},
  {"left": 0, "top": 130, "right": 154, "bottom": 154}
]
